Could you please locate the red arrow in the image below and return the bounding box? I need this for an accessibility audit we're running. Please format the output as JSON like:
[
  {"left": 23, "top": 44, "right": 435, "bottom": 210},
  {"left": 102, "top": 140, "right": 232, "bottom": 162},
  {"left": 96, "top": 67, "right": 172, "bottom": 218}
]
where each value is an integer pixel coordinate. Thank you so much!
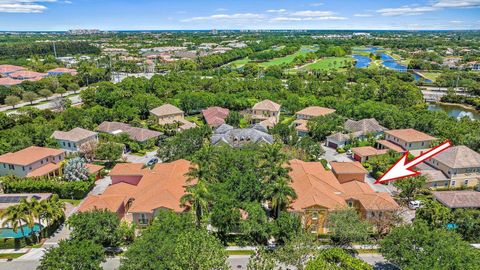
[{"left": 375, "top": 140, "right": 452, "bottom": 184}]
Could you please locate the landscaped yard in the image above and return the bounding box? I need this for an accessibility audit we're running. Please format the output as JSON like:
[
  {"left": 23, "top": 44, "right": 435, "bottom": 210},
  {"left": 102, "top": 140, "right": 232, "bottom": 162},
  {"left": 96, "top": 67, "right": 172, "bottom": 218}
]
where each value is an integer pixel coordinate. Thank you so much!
[{"left": 421, "top": 72, "right": 441, "bottom": 82}]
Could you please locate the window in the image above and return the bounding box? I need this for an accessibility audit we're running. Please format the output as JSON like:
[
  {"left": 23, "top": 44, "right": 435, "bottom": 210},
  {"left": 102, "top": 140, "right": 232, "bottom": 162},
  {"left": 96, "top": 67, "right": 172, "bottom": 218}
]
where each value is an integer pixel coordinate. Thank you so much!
[
  {"left": 41, "top": 160, "right": 44, "bottom": 165},
  {"left": 2, "top": 164, "right": 5, "bottom": 169},
  {"left": 310, "top": 224, "right": 318, "bottom": 234},
  {"left": 62, "top": 142, "right": 65, "bottom": 146},
  {"left": 67, "top": 142, "right": 71, "bottom": 148},
  {"left": 451, "top": 181, "right": 456, "bottom": 186},
  {"left": 22, "top": 167, "right": 25, "bottom": 171},
  {"left": 422, "top": 142, "right": 425, "bottom": 146},
  {"left": 8, "top": 164, "right": 14, "bottom": 170},
  {"left": 311, "top": 211, "right": 318, "bottom": 220},
  {"left": 464, "top": 180, "right": 469, "bottom": 185},
  {"left": 347, "top": 201, "right": 353, "bottom": 207},
  {"left": 409, "top": 143, "right": 412, "bottom": 148}
]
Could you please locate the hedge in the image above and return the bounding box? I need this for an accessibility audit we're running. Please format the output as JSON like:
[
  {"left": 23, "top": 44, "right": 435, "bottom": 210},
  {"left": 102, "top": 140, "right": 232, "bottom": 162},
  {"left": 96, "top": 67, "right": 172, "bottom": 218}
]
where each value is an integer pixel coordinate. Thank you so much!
[{"left": 1, "top": 176, "right": 95, "bottom": 200}]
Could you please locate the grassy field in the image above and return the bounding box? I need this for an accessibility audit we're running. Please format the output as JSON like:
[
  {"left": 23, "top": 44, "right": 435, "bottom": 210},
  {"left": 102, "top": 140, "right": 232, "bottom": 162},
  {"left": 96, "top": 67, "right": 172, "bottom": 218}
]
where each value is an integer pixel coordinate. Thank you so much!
[
  {"left": 229, "top": 46, "right": 317, "bottom": 68},
  {"left": 229, "top": 57, "right": 251, "bottom": 68},
  {"left": 302, "top": 57, "right": 354, "bottom": 71},
  {"left": 421, "top": 72, "right": 442, "bottom": 81}
]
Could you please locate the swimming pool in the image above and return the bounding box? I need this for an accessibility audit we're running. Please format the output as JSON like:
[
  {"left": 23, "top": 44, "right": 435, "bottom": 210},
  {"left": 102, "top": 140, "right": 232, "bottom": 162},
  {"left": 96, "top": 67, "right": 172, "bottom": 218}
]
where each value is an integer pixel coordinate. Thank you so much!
[{"left": 0, "top": 224, "right": 42, "bottom": 239}]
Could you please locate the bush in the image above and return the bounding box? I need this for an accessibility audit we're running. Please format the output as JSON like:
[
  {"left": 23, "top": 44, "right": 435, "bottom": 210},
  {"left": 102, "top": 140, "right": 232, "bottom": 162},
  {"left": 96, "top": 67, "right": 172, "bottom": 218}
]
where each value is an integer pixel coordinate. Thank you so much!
[
  {"left": 2, "top": 176, "right": 95, "bottom": 199},
  {"left": 336, "top": 147, "right": 346, "bottom": 153}
]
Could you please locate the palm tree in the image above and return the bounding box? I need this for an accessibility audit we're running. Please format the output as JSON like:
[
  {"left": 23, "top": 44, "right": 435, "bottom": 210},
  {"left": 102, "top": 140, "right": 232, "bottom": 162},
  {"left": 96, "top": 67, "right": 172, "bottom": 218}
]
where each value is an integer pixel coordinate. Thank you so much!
[
  {"left": 264, "top": 178, "right": 297, "bottom": 219},
  {"left": 186, "top": 144, "right": 216, "bottom": 184},
  {"left": 18, "top": 199, "right": 38, "bottom": 242},
  {"left": 0, "top": 205, "right": 27, "bottom": 238},
  {"left": 260, "top": 143, "right": 290, "bottom": 184},
  {"left": 180, "top": 180, "right": 211, "bottom": 228}
]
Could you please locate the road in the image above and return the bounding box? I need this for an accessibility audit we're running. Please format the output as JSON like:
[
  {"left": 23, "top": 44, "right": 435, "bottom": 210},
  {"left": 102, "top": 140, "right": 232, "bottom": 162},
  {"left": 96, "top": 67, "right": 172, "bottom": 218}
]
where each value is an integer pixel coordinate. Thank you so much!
[{"left": 3, "top": 94, "right": 83, "bottom": 115}]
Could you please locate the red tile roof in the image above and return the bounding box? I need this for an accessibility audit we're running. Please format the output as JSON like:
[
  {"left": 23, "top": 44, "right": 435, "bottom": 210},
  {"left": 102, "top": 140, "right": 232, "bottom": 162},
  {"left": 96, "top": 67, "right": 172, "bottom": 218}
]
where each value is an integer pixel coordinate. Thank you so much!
[
  {"left": 0, "top": 146, "right": 65, "bottom": 166},
  {"left": 330, "top": 161, "right": 368, "bottom": 174},
  {"left": 352, "top": 146, "right": 388, "bottom": 157},
  {"left": 85, "top": 164, "right": 104, "bottom": 175},
  {"left": 0, "top": 77, "right": 22, "bottom": 86},
  {"left": 385, "top": 129, "right": 436, "bottom": 143},
  {"left": 202, "top": 107, "right": 229, "bottom": 127},
  {"left": 0, "top": 65, "right": 25, "bottom": 74},
  {"left": 26, "top": 163, "right": 61, "bottom": 178},
  {"left": 296, "top": 106, "right": 336, "bottom": 117},
  {"left": 108, "top": 163, "right": 144, "bottom": 176},
  {"left": 9, "top": 71, "right": 47, "bottom": 80}
]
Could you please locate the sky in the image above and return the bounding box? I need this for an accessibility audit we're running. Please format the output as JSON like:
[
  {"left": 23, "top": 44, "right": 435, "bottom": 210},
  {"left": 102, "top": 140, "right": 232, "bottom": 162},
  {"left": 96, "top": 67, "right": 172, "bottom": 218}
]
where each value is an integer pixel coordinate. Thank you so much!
[{"left": 0, "top": 0, "right": 479, "bottom": 31}]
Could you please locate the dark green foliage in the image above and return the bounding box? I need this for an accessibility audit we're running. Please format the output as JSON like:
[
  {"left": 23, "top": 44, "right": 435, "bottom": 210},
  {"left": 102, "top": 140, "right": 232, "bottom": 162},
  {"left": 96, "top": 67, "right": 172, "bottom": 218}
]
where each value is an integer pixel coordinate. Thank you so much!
[
  {"left": 68, "top": 209, "right": 122, "bottom": 247},
  {"left": 38, "top": 240, "right": 105, "bottom": 270},
  {"left": 2, "top": 176, "right": 94, "bottom": 199},
  {"left": 306, "top": 248, "right": 372, "bottom": 270},
  {"left": 156, "top": 126, "right": 212, "bottom": 162}
]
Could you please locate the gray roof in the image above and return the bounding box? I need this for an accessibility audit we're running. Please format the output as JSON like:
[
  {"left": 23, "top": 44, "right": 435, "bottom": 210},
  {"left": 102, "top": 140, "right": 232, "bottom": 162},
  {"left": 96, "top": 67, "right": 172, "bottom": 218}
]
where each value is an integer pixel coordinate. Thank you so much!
[
  {"left": 211, "top": 127, "right": 273, "bottom": 147},
  {"left": 344, "top": 118, "right": 386, "bottom": 135},
  {"left": 431, "top": 145, "right": 480, "bottom": 169},
  {"left": 326, "top": 132, "right": 350, "bottom": 142},
  {"left": 433, "top": 191, "right": 480, "bottom": 208},
  {"left": 415, "top": 163, "right": 448, "bottom": 182}
]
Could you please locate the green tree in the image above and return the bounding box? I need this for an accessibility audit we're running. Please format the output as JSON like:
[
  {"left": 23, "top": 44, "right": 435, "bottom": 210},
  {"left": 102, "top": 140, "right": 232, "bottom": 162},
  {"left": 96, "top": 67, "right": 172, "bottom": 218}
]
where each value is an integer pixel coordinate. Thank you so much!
[
  {"left": 416, "top": 199, "right": 451, "bottom": 229},
  {"left": 274, "top": 231, "right": 317, "bottom": 270},
  {"left": 307, "top": 113, "right": 345, "bottom": 141},
  {"left": 4, "top": 95, "right": 21, "bottom": 108},
  {"left": 55, "top": 87, "right": 67, "bottom": 97},
  {"left": 67, "top": 83, "right": 80, "bottom": 93},
  {"left": 270, "top": 212, "right": 302, "bottom": 244},
  {"left": 380, "top": 221, "right": 480, "bottom": 270},
  {"left": 68, "top": 209, "right": 121, "bottom": 247},
  {"left": 263, "top": 178, "right": 297, "bottom": 218},
  {"left": 0, "top": 204, "right": 27, "bottom": 238},
  {"left": 305, "top": 248, "right": 372, "bottom": 270},
  {"left": 180, "top": 180, "right": 211, "bottom": 228},
  {"left": 326, "top": 208, "right": 371, "bottom": 247},
  {"left": 95, "top": 142, "right": 123, "bottom": 164},
  {"left": 393, "top": 175, "right": 426, "bottom": 201},
  {"left": 38, "top": 240, "right": 105, "bottom": 270},
  {"left": 22, "top": 91, "right": 38, "bottom": 105},
  {"left": 38, "top": 89, "right": 53, "bottom": 101},
  {"left": 247, "top": 247, "right": 275, "bottom": 270},
  {"left": 225, "top": 111, "right": 241, "bottom": 127}
]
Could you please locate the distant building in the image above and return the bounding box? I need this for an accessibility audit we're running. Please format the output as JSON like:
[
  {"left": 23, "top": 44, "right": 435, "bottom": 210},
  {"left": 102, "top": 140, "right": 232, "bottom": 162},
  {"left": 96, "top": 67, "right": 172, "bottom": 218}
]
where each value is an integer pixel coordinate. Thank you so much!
[
  {"left": 202, "top": 107, "right": 229, "bottom": 127},
  {"left": 97, "top": 121, "right": 162, "bottom": 143},
  {"left": 326, "top": 118, "right": 386, "bottom": 149},
  {"left": 211, "top": 124, "right": 273, "bottom": 147},
  {"left": 0, "top": 65, "right": 26, "bottom": 76},
  {"left": 0, "top": 77, "right": 22, "bottom": 86},
  {"left": 52, "top": 127, "right": 98, "bottom": 153},
  {"left": 0, "top": 146, "right": 66, "bottom": 178},
  {"left": 8, "top": 70, "right": 47, "bottom": 81},
  {"left": 380, "top": 129, "right": 436, "bottom": 155},
  {"left": 150, "top": 104, "right": 196, "bottom": 131},
  {"left": 293, "top": 106, "right": 336, "bottom": 136},
  {"left": 68, "top": 29, "right": 101, "bottom": 35},
  {"left": 47, "top": 68, "right": 78, "bottom": 76},
  {"left": 250, "top": 99, "right": 281, "bottom": 128}
]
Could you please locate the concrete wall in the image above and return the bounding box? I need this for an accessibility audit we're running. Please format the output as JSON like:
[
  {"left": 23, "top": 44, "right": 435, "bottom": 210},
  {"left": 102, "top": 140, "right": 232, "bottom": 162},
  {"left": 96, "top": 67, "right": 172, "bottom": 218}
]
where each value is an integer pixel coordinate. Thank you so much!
[
  {"left": 156, "top": 113, "right": 184, "bottom": 125},
  {"left": 57, "top": 135, "right": 98, "bottom": 153}
]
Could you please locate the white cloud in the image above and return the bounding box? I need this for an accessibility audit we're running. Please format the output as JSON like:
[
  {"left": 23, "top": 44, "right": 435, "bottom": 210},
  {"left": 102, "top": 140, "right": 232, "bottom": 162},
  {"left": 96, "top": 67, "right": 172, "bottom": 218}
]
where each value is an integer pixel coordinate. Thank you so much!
[
  {"left": 181, "top": 13, "right": 265, "bottom": 22},
  {"left": 271, "top": 16, "right": 346, "bottom": 22},
  {"left": 0, "top": 0, "right": 57, "bottom": 13},
  {"left": 377, "top": 0, "right": 480, "bottom": 16},
  {"left": 354, "top": 13, "right": 373, "bottom": 17},
  {"left": 310, "top": 2, "right": 324, "bottom": 7},
  {"left": 266, "top": 9, "right": 287, "bottom": 13},
  {"left": 450, "top": 20, "right": 464, "bottom": 23},
  {"left": 291, "top": 10, "right": 335, "bottom": 17}
]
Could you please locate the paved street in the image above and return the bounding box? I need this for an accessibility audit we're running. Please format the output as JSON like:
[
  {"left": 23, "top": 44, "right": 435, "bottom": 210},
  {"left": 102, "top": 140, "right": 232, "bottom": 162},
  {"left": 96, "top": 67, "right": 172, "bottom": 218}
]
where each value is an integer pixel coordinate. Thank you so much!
[
  {"left": 228, "top": 255, "right": 250, "bottom": 269},
  {"left": 357, "top": 254, "right": 399, "bottom": 270}
]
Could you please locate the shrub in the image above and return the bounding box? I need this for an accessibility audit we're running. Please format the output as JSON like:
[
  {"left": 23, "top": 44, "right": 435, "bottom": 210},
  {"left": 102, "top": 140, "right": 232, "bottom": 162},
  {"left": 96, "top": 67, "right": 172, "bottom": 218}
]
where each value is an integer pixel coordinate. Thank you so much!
[
  {"left": 2, "top": 176, "right": 95, "bottom": 199},
  {"left": 337, "top": 147, "right": 346, "bottom": 153}
]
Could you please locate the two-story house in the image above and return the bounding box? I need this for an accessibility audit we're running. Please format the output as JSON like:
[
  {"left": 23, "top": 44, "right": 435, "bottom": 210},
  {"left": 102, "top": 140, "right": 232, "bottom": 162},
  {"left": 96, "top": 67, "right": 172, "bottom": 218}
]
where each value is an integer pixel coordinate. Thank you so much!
[
  {"left": 0, "top": 146, "right": 66, "bottom": 178},
  {"left": 423, "top": 145, "right": 480, "bottom": 188},
  {"left": 293, "top": 106, "right": 336, "bottom": 136},
  {"left": 326, "top": 118, "right": 386, "bottom": 149},
  {"left": 52, "top": 127, "right": 98, "bottom": 153},
  {"left": 250, "top": 100, "right": 281, "bottom": 128},
  {"left": 379, "top": 128, "right": 436, "bottom": 156},
  {"left": 150, "top": 104, "right": 196, "bottom": 131}
]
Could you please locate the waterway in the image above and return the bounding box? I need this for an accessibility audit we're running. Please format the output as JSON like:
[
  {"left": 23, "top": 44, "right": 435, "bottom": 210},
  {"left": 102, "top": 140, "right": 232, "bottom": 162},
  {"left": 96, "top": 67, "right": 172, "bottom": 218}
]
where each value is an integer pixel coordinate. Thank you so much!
[{"left": 428, "top": 103, "right": 480, "bottom": 121}]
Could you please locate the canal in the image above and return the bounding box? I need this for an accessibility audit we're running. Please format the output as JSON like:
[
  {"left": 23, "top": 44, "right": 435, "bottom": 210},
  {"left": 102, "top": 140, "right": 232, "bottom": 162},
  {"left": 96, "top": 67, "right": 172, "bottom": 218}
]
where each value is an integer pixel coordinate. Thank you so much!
[{"left": 427, "top": 103, "right": 480, "bottom": 121}]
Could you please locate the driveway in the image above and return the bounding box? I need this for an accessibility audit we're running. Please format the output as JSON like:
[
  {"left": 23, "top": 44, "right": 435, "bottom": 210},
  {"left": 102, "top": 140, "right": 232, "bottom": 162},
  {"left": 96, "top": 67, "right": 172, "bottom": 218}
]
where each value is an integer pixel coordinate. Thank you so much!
[
  {"left": 124, "top": 150, "right": 158, "bottom": 164},
  {"left": 323, "top": 144, "right": 352, "bottom": 163},
  {"left": 90, "top": 176, "right": 112, "bottom": 195}
]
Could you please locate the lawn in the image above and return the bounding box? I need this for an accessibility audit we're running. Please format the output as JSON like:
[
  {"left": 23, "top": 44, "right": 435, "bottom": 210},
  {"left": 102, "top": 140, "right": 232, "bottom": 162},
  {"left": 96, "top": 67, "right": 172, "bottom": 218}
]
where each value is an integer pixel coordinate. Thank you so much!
[
  {"left": 258, "top": 50, "right": 307, "bottom": 67},
  {"left": 421, "top": 72, "right": 441, "bottom": 82},
  {"left": 226, "top": 250, "right": 255, "bottom": 256},
  {"left": 59, "top": 199, "right": 82, "bottom": 206},
  {"left": 302, "top": 57, "right": 354, "bottom": 71},
  {"left": 229, "top": 57, "right": 251, "bottom": 68},
  {"left": 0, "top": 253, "right": 26, "bottom": 260}
]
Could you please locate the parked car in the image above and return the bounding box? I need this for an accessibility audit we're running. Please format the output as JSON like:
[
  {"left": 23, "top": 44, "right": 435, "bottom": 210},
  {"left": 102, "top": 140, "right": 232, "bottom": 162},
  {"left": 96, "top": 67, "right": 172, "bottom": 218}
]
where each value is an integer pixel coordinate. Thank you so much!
[
  {"left": 346, "top": 149, "right": 353, "bottom": 156},
  {"left": 146, "top": 157, "right": 159, "bottom": 166},
  {"left": 408, "top": 200, "right": 422, "bottom": 210}
]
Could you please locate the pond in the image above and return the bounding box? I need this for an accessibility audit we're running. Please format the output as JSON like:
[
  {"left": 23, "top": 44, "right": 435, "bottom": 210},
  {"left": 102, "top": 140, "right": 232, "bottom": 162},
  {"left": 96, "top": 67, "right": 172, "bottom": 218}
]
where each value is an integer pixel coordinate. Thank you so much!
[
  {"left": 412, "top": 72, "right": 432, "bottom": 83},
  {"left": 428, "top": 103, "right": 480, "bottom": 121},
  {"left": 352, "top": 54, "right": 371, "bottom": 68},
  {"left": 0, "top": 224, "right": 42, "bottom": 239}
]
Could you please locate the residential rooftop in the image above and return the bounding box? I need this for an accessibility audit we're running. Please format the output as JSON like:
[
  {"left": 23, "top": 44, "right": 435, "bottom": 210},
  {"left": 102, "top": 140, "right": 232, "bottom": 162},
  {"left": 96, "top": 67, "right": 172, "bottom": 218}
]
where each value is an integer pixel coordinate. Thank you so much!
[
  {"left": 385, "top": 129, "right": 436, "bottom": 142},
  {"left": 0, "top": 146, "right": 65, "bottom": 166},
  {"left": 433, "top": 191, "right": 480, "bottom": 209},
  {"left": 51, "top": 127, "right": 97, "bottom": 143},
  {"left": 430, "top": 145, "right": 480, "bottom": 169}
]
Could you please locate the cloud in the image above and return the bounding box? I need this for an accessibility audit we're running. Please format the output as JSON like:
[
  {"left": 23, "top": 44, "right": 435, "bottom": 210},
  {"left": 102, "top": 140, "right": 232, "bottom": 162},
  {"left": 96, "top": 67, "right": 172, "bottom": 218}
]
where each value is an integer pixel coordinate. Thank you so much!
[
  {"left": 310, "top": 2, "right": 323, "bottom": 6},
  {"left": 271, "top": 16, "right": 346, "bottom": 22},
  {"left": 266, "top": 9, "right": 287, "bottom": 13},
  {"left": 354, "top": 13, "right": 373, "bottom": 17},
  {"left": 377, "top": 0, "right": 480, "bottom": 16},
  {"left": 181, "top": 13, "right": 265, "bottom": 22},
  {"left": 291, "top": 10, "right": 335, "bottom": 17},
  {"left": 450, "top": 20, "right": 464, "bottom": 23},
  {"left": 0, "top": 0, "right": 57, "bottom": 13}
]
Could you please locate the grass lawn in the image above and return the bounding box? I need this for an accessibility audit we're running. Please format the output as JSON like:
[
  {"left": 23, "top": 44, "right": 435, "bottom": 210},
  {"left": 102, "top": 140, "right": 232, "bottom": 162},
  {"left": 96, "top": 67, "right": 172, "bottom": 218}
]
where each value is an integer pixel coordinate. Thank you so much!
[
  {"left": 0, "top": 253, "right": 26, "bottom": 260},
  {"left": 185, "top": 115, "right": 204, "bottom": 126},
  {"left": 281, "top": 115, "right": 295, "bottom": 125},
  {"left": 59, "top": 199, "right": 82, "bottom": 206},
  {"left": 421, "top": 72, "right": 441, "bottom": 81},
  {"left": 302, "top": 57, "right": 353, "bottom": 71},
  {"left": 226, "top": 250, "right": 255, "bottom": 256},
  {"left": 229, "top": 57, "right": 251, "bottom": 68}
]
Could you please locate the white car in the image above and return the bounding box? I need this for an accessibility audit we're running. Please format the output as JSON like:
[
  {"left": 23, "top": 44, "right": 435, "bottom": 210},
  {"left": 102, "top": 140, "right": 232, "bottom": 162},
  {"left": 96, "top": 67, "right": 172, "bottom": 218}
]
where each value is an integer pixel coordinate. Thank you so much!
[{"left": 408, "top": 200, "right": 422, "bottom": 210}]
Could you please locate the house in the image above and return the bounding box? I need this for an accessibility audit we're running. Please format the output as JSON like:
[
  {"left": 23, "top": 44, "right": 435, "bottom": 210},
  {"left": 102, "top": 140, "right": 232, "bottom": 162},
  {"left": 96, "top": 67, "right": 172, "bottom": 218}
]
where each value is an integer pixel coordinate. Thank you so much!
[
  {"left": 150, "top": 104, "right": 196, "bottom": 130},
  {"left": 211, "top": 124, "right": 273, "bottom": 147},
  {"left": 351, "top": 146, "right": 388, "bottom": 163},
  {"left": 202, "top": 107, "right": 229, "bottom": 128},
  {"left": 8, "top": 71, "right": 47, "bottom": 81},
  {"left": 433, "top": 191, "right": 480, "bottom": 209},
  {"left": 0, "top": 65, "right": 25, "bottom": 76},
  {"left": 381, "top": 129, "right": 436, "bottom": 155},
  {"left": 0, "top": 77, "right": 22, "bottom": 86},
  {"left": 293, "top": 106, "right": 336, "bottom": 136},
  {"left": 330, "top": 161, "right": 368, "bottom": 183},
  {"left": 52, "top": 127, "right": 98, "bottom": 153},
  {"left": 326, "top": 118, "right": 386, "bottom": 149},
  {"left": 250, "top": 100, "right": 281, "bottom": 128},
  {"left": 0, "top": 146, "right": 66, "bottom": 178},
  {"left": 78, "top": 159, "right": 193, "bottom": 226},
  {"left": 288, "top": 159, "right": 399, "bottom": 234},
  {"left": 97, "top": 121, "right": 162, "bottom": 143},
  {"left": 47, "top": 68, "right": 78, "bottom": 76},
  {"left": 85, "top": 164, "right": 104, "bottom": 180},
  {"left": 423, "top": 145, "right": 480, "bottom": 188}
]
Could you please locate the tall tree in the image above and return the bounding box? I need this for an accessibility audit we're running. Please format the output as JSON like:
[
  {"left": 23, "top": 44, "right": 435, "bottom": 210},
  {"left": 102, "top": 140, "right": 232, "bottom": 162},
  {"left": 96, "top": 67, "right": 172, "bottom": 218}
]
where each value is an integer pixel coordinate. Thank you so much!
[
  {"left": 180, "top": 180, "right": 211, "bottom": 228},
  {"left": 38, "top": 240, "right": 105, "bottom": 270}
]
